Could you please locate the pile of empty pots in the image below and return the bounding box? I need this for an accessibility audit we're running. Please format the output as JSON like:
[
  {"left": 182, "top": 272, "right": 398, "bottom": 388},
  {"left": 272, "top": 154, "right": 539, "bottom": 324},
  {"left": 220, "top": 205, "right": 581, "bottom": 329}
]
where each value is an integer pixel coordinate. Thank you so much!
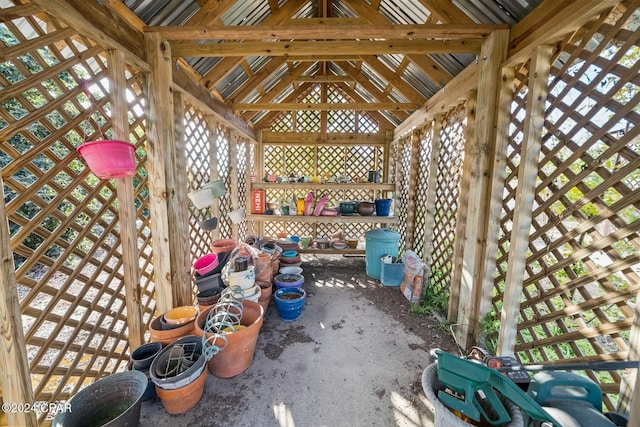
[{"left": 125, "top": 235, "right": 310, "bottom": 416}]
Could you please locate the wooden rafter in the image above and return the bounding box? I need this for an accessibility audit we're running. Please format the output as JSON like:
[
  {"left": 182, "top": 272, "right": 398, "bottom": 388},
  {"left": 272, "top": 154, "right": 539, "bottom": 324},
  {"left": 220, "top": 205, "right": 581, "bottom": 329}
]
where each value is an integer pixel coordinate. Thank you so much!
[
  {"left": 147, "top": 23, "right": 506, "bottom": 40},
  {"left": 252, "top": 81, "right": 315, "bottom": 128},
  {"left": 333, "top": 61, "right": 413, "bottom": 120},
  {"left": 340, "top": 0, "right": 454, "bottom": 88},
  {"left": 416, "top": 0, "right": 476, "bottom": 24},
  {"left": 199, "top": 0, "right": 308, "bottom": 89},
  {"left": 358, "top": 55, "right": 426, "bottom": 104},
  {"left": 296, "top": 75, "right": 355, "bottom": 83},
  {"left": 332, "top": 81, "right": 398, "bottom": 129},
  {"left": 234, "top": 102, "right": 417, "bottom": 111},
  {"left": 239, "top": 61, "right": 313, "bottom": 122}
]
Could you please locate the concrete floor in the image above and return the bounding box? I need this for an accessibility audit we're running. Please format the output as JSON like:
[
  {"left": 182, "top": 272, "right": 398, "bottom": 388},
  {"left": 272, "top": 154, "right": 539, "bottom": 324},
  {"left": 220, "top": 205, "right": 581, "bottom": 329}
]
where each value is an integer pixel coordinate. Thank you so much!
[{"left": 139, "top": 256, "right": 449, "bottom": 427}]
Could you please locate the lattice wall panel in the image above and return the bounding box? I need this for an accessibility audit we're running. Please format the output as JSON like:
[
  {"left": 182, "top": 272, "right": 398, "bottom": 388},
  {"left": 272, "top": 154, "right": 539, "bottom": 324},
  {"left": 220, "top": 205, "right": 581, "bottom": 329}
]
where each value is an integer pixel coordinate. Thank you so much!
[
  {"left": 492, "top": 3, "right": 640, "bottom": 409},
  {"left": 264, "top": 221, "right": 314, "bottom": 239},
  {"left": 0, "top": 8, "right": 155, "bottom": 421},
  {"left": 263, "top": 145, "right": 384, "bottom": 181},
  {"left": 270, "top": 84, "right": 380, "bottom": 134},
  {"left": 396, "top": 135, "right": 412, "bottom": 254},
  {"left": 429, "top": 106, "right": 466, "bottom": 294},
  {"left": 216, "top": 123, "right": 232, "bottom": 239},
  {"left": 236, "top": 139, "right": 248, "bottom": 241},
  {"left": 412, "top": 126, "right": 434, "bottom": 257},
  {"left": 184, "top": 103, "right": 215, "bottom": 260}
]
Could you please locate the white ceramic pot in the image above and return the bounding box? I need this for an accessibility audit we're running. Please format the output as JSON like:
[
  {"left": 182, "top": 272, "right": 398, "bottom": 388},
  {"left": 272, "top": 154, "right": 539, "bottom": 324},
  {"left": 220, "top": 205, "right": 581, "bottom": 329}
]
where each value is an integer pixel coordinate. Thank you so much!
[
  {"left": 227, "top": 266, "right": 255, "bottom": 290},
  {"left": 279, "top": 266, "right": 303, "bottom": 275},
  {"left": 240, "top": 284, "right": 261, "bottom": 303}
]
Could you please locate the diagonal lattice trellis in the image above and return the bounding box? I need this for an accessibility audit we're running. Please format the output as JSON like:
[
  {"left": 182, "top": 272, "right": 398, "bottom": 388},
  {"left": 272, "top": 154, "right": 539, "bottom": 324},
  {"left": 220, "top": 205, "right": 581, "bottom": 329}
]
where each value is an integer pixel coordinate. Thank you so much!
[
  {"left": 395, "top": 134, "right": 412, "bottom": 254},
  {"left": 184, "top": 104, "right": 215, "bottom": 263},
  {"left": 0, "top": 8, "right": 155, "bottom": 422},
  {"left": 270, "top": 84, "right": 380, "bottom": 134},
  {"left": 490, "top": 3, "right": 640, "bottom": 410},
  {"left": 411, "top": 126, "right": 434, "bottom": 257},
  {"left": 183, "top": 104, "right": 241, "bottom": 262},
  {"left": 427, "top": 106, "right": 467, "bottom": 295}
]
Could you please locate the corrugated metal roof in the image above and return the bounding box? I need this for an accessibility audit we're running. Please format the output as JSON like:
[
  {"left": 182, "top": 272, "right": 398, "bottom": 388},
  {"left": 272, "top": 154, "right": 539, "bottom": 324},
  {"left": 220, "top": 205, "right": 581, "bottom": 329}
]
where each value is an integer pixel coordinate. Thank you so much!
[
  {"left": 121, "top": 0, "right": 547, "bottom": 127},
  {"left": 455, "top": 0, "right": 542, "bottom": 24}
]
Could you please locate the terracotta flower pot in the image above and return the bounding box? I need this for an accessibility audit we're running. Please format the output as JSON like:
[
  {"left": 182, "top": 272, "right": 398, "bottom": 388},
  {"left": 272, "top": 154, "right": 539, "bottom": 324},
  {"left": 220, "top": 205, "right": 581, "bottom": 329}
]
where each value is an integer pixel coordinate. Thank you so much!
[
  {"left": 271, "top": 256, "right": 280, "bottom": 278},
  {"left": 155, "top": 366, "right": 207, "bottom": 414},
  {"left": 257, "top": 281, "right": 272, "bottom": 313},
  {"left": 211, "top": 238, "right": 236, "bottom": 254},
  {"left": 256, "top": 253, "right": 272, "bottom": 282},
  {"left": 149, "top": 315, "right": 196, "bottom": 346},
  {"left": 204, "top": 300, "right": 264, "bottom": 378}
]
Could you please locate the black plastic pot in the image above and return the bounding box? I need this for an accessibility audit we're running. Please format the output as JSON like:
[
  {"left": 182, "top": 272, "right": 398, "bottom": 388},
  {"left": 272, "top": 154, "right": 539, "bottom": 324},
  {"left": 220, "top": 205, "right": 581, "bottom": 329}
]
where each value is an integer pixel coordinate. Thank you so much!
[
  {"left": 130, "top": 342, "right": 162, "bottom": 371},
  {"left": 51, "top": 370, "right": 147, "bottom": 427}
]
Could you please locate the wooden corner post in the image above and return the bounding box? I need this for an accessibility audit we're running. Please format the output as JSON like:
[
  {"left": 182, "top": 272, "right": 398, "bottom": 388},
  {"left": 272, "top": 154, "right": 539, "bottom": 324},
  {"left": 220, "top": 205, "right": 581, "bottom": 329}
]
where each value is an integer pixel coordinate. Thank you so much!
[
  {"left": 144, "top": 32, "right": 175, "bottom": 314},
  {"left": 449, "top": 29, "right": 510, "bottom": 349},
  {"left": 0, "top": 178, "right": 37, "bottom": 427},
  {"left": 106, "top": 49, "right": 144, "bottom": 349},
  {"left": 169, "top": 91, "right": 193, "bottom": 307},
  {"left": 497, "top": 44, "right": 554, "bottom": 356}
]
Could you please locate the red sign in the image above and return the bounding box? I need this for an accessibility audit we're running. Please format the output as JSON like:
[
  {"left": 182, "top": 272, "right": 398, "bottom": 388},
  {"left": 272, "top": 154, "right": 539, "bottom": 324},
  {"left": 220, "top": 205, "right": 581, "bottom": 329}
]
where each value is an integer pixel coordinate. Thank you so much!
[{"left": 251, "top": 190, "right": 265, "bottom": 214}]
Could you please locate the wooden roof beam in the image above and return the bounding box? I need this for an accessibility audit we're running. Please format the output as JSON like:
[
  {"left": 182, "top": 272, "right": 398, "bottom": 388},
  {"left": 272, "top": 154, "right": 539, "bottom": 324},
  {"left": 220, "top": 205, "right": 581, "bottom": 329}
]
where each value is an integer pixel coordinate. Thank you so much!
[
  {"left": 341, "top": 0, "right": 453, "bottom": 90},
  {"left": 234, "top": 102, "right": 417, "bottom": 111},
  {"left": 146, "top": 23, "right": 506, "bottom": 40},
  {"left": 507, "top": 0, "right": 620, "bottom": 65},
  {"left": 359, "top": 55, "right": 426, "bottom": 104},
  {"left": 238, "top": 61, "right": 313, "bottom": 123},
  {"left": 171, "top": 39, "right": 481, "bottom": 57},
  {"left": 416, "top": 0, "right": 476, "bottom": 24},
  {"left": 332, "top": 81, "right": 399, "bottom": 129},
  {"left": 252, "top": 82, "right": 315, "bottom": 128},
  {"left": 334, "top": 61, "right": 415, "bottom": 119},
  {"left": 295, "top": 75, "right": 355, "bottom": 83},
  {"left": 200, "top": 0, "right": 308, "bottom": 89},
  {"left": 31, "top": 0, "right": 148, "bottom": 72}
]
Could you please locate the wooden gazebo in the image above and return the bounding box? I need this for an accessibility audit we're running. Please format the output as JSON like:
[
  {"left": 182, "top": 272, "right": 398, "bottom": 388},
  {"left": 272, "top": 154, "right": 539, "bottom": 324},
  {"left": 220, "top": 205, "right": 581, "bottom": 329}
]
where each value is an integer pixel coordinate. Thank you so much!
[{"left": 1, "top": 0, "right": 639, "bottom": 425}]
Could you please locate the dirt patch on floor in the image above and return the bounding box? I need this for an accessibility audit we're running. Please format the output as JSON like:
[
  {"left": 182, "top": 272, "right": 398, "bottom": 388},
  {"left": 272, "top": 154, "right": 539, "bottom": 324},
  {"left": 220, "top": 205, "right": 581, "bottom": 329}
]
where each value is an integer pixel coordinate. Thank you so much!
[
  {"left": 301, "top": 254, "right": 459, "bottom": 354},
  {"left": 263, "top": 324, "right": 318, "bottom": 360}
]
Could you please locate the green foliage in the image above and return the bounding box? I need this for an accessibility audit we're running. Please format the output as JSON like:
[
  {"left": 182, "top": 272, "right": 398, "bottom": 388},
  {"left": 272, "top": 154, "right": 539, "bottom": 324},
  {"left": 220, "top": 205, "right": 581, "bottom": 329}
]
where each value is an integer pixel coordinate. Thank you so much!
[
  {"left": 477, "top": 311, "right": 500, "bottom": 354},
  {"left": 409, "top": 281, "right": 449, "bottom": 316}
]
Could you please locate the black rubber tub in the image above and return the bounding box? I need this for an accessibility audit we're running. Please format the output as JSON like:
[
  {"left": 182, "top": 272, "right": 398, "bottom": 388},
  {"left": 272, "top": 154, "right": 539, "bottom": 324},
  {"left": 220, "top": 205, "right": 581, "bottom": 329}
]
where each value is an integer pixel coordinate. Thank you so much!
[{"left": 51, "top": 370, "right": 147, "bottom": 427}]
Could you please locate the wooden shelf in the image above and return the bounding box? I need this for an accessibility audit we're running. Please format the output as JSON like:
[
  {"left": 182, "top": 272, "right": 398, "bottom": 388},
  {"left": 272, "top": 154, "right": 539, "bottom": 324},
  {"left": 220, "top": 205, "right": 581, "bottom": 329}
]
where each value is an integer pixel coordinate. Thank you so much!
[
  {"left": 246, "top": 214, "right": 397, "bottom": 224},
  {"left": 298, "top": 248, "right": 365, "bottom": 255},
  {"left": 251, "top": 182, "right": 395, "bottom": 191}
]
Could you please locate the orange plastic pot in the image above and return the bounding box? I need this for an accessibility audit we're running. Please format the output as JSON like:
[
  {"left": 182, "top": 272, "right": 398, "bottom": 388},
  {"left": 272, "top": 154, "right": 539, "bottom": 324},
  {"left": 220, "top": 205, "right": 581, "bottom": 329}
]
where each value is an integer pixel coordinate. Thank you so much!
[
  {"left": 211, "top": 238, "right": 236, "bottom": 254},
  {"left": 155, "top": 367, "right": 207, "bottom": 414},
  {"left": 204, "top": 300, "right": 264, "bottom": 378},
  {"left": 149, "top": 315, "right": 196, "bottom": 346}
]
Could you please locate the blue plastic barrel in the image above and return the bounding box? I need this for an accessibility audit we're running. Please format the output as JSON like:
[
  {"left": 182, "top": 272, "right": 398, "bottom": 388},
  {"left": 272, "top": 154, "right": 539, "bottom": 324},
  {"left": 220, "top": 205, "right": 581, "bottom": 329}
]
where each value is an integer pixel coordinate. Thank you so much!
[{"left": 364, "top": 228, "right": 400, "bottom": 279}]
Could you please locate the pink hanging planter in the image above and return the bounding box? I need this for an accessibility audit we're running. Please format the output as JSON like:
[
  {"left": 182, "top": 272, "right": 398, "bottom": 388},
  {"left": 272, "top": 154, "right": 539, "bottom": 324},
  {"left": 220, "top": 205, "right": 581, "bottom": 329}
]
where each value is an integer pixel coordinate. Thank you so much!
[{"left": 77, "top": 139, "right": 136, "bottom": 179}]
